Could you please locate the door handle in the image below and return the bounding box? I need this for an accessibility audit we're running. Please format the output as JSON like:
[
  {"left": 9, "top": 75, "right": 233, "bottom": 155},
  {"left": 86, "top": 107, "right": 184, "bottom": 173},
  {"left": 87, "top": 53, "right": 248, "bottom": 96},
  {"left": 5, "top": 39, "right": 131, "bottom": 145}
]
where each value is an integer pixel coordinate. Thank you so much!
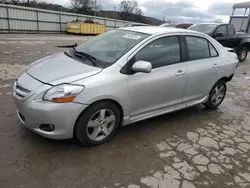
[
  {"left": 175, "top": 70, "right": 186, "bottom": 76},
  {"left": 212, "top": 63, "right": 220, "bottom": 68}
]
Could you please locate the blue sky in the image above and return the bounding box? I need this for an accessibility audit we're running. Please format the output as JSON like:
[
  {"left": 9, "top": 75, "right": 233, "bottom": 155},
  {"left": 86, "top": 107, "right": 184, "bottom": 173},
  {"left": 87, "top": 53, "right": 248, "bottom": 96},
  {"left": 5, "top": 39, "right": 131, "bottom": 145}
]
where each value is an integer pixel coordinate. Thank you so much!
[{"left": 42, "top": 0, "right": 247, "bottom": 23}]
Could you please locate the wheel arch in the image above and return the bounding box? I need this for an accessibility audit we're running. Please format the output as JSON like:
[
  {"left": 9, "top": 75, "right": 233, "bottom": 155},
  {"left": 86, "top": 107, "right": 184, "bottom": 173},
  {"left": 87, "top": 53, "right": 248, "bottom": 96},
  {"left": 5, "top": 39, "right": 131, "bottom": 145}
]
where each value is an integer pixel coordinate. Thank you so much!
[
  {"left": 218, "top": 75, "right": 234, "bottom": 83},
  {"left": 242, "top": 42, "right": 250, "bottom": 50},
  {"left": 73, "top": 98, "right": 124, "bottom": 137}
]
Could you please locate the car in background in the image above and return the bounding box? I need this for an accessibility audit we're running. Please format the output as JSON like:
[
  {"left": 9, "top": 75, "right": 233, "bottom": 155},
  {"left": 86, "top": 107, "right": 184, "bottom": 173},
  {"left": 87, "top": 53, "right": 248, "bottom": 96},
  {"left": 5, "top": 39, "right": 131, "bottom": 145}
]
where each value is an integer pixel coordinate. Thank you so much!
[
  {"left": 120, "top": 22, "right": 149, "bottom": 28},
  {"left": 160, "top": 23, "right": 193, "bottom": 29},
  {"left": 188, "top": 23, "right": 250, "bottom": 62},
  {"left": 13, "top": 26, "right": 238, "bottom": 146}
]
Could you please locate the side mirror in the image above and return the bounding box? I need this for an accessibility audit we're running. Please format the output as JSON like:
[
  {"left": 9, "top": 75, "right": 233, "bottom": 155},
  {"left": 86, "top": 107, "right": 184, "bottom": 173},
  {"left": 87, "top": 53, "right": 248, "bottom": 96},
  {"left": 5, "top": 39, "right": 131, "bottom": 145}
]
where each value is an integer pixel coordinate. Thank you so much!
[
  {"left": 132, "top": 60, "right": 152, "bottom": 73},
  {"left": 214, "top": 32, "right": 224, "bottom": 37}
]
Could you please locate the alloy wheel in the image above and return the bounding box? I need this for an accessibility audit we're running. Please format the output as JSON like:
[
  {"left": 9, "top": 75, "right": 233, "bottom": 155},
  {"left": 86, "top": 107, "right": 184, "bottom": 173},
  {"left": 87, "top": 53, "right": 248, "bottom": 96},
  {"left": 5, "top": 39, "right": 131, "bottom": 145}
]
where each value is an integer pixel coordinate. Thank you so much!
[
  {"left": 86, "top": 109, "right": 116, "bottom": 141},
  {"left": 241, "top": 49, "right": 247, "bottom": 60},
  {"left": 211, "top": 84, "right": 226, "bottom": 106}
]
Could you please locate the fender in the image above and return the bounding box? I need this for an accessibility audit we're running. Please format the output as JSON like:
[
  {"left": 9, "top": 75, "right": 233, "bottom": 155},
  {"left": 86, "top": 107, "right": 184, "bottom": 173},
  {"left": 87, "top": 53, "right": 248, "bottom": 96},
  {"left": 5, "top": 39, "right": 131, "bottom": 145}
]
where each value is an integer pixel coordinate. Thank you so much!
[
  {"left": 233, "top": 37, "right": 250, "bottom": 53},
  {"left": 240, "top": 37, "right": 250, "bottom": 47}
]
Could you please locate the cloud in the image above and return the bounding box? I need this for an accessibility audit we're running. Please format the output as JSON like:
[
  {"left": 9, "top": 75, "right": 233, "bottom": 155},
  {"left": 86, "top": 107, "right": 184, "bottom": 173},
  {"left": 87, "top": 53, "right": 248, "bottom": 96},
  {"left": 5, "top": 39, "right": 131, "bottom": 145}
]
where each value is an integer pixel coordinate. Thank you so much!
[
  {"left": 139, "top": 1, "right": 214, "bottom": 23},
  {"left": 41, "top": 0, "right": 236, "bottom": 23},
  {"left": 208, "top": 2, "right": 235, "bottom": 16}
]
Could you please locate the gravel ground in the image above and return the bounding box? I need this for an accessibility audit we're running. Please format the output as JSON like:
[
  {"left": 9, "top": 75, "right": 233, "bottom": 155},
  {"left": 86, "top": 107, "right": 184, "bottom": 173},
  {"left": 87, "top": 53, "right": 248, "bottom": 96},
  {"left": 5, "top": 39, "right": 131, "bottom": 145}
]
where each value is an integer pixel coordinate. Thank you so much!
[{"left": 0, "top": 34, "right": 250, "bottom": 188}]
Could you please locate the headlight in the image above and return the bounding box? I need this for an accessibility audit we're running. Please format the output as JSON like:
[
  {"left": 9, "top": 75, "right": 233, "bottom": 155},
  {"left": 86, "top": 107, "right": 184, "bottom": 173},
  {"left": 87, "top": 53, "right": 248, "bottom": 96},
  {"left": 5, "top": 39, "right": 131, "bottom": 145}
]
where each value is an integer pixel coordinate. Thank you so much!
[{"left": 43, "top": 84, "right": 84, "bottom": 103}]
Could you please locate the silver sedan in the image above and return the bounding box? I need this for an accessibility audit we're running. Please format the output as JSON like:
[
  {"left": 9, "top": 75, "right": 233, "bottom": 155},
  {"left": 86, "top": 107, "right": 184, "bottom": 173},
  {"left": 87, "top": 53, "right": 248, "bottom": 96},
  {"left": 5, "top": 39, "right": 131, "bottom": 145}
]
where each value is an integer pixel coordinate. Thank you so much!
[{"left": 13, "top": 26, "right": 239, "bottom": 145}]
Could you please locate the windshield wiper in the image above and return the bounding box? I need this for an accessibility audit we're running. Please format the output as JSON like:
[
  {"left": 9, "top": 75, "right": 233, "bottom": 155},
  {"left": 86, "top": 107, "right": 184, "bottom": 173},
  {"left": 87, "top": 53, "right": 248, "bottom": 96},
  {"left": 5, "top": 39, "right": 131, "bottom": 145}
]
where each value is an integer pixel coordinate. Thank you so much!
[
  {"left": 57, "top": 43, "right": 78, "bottom": 48},
  {"left": 73, "top": 48, "right": 98, "bottom": 67}
]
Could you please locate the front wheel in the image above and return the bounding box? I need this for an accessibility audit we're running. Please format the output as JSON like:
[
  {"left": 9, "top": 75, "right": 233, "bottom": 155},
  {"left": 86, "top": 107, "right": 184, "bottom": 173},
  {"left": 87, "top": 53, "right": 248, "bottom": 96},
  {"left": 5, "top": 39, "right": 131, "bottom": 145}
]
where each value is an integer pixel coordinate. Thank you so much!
[
  {"left": 238, "top": 47, "right": 248, "bottom": 62},
  {"left": 75, "top": 101, "right": 121, "bottom": 146},
  {"left": 204, "top": 80, "right": 227, "bottom": 109}
]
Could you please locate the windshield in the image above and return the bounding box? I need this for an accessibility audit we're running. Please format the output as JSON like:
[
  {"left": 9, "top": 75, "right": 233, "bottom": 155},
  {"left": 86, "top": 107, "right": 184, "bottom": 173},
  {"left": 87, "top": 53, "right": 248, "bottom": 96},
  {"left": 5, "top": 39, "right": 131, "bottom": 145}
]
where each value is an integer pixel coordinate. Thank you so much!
[
  {"left": 75, "top": 30, "right": 149, "bottom": 65},
  {"left": 188, "top": 24, "right": 218, "bottom": 34}
]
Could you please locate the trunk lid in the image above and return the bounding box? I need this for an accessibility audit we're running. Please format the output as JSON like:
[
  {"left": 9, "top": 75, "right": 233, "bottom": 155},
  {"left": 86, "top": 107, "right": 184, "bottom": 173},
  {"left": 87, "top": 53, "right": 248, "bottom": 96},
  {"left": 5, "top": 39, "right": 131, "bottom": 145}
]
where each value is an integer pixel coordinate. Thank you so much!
[{"left": 224, "top": 47, "right": 235, "bottom": 53}]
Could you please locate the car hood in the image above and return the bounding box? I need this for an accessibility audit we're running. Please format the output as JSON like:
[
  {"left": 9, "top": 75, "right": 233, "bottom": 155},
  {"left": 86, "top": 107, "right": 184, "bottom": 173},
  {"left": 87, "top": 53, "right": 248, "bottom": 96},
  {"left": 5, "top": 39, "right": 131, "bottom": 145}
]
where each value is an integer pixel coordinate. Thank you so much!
[{"left": 27, "top": 52, "right": 102, "bottom": 85}]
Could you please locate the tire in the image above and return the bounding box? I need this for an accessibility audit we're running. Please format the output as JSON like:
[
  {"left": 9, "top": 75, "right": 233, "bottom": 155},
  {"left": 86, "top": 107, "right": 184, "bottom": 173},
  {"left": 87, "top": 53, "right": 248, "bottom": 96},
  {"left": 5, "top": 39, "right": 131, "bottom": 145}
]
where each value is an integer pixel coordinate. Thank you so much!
[
  {"left": 75, "top": 101, "right": 121, "bottom": 146},
  {"left": 204, "top": 80, "right": 227, "bottom": 109},
  {"left": 237, "top": 47, "right": 248, "bottom": 62}
]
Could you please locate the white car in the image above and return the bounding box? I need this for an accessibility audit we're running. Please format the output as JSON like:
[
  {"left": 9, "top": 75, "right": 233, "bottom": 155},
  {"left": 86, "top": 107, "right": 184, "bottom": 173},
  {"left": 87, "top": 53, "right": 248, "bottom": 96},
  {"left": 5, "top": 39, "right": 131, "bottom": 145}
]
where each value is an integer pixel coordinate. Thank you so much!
[{"left": 13, "top": 27, "right": 239, "bottom": 145}]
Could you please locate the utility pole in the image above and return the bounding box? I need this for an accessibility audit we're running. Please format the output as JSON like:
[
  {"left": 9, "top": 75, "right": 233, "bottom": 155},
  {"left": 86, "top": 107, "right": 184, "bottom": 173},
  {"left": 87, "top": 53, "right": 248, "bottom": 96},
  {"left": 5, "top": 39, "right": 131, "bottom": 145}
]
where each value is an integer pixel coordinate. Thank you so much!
[
  {"left": 163, "top": 16, "right": 165, "bottom": 22},
  {"left": 94, "top": 0, "right": 97, "bottom": 16}
]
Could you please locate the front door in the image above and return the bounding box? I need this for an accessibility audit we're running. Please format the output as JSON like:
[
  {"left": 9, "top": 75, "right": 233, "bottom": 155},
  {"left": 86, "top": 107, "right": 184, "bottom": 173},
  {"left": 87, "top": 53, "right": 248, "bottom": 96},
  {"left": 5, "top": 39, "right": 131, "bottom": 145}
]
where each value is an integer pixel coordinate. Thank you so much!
[{"left": 127, "top": 36, "right": 187, "bottom": 119}]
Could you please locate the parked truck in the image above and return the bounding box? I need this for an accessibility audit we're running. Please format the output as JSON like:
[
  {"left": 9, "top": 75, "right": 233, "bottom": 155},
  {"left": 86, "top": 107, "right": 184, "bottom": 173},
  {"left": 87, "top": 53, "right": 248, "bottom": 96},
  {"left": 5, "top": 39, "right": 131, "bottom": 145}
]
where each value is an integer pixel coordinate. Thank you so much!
[{"left": 188, "top": 23, "right": 250, "bottom": 62}]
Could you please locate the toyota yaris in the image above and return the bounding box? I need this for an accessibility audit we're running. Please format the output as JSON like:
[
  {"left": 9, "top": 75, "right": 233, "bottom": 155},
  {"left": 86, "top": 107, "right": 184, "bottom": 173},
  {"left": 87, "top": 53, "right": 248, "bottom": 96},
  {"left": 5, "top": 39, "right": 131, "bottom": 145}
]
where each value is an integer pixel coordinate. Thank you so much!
[{"left": 13, "top": 26, "right": 239, "bottom": 145}]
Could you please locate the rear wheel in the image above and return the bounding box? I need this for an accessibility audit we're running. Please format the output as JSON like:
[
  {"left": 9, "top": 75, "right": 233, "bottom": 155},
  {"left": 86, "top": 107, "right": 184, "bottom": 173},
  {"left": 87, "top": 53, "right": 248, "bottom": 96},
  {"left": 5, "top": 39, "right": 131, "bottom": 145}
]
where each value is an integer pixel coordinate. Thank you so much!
[
  {"left": 204, "top": 80, "right": 227, "bottom": 109},
  {"left": 75, "top": 101, "right": 121, "bottom": 146},
  {"left": 238, "top": 47, "right": 248, "bottom": 62}
]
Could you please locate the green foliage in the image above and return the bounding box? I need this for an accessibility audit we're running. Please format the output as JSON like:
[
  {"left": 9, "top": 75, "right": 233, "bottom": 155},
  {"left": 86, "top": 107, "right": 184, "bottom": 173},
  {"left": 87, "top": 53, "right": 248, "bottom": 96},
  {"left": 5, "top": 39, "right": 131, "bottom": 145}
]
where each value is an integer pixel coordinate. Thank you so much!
[{"left": 71, "top": 0, "right": 94, "bottom": 14}]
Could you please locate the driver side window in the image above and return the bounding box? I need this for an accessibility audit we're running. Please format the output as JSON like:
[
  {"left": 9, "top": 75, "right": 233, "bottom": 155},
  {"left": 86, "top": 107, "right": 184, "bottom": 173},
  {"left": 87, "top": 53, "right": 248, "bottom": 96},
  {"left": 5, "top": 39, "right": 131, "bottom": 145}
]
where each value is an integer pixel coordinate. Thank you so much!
[
  {"left": 134, "top": 36, "right": 181, "bottom": 69},
  {"left": 215, "top": 26, "right": 227, "bottom": 36}
]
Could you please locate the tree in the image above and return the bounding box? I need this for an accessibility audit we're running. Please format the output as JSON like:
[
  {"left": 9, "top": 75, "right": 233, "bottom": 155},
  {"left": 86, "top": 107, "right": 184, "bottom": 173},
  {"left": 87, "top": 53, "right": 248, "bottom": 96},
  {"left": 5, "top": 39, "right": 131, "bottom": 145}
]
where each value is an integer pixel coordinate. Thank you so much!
[
  {"left": 5, "top": 0, "right": 20, "bottom": 4},
  {"left": 71, "top": 0, "right": 94, "bottom": 13},
  {"left": 11, "top": 0, "right": 19, "bottom": 4},
  {"left": 1, "top": 0, "right": 35, "bottom": 4},
  {"left": 119, "top": 0, "right": 142, "bottom": 15}
]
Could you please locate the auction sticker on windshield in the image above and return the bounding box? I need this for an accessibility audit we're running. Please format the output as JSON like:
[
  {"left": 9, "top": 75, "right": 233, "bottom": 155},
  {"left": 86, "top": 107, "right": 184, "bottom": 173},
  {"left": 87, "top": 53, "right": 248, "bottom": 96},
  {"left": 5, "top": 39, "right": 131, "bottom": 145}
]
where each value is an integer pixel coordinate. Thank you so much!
[{"left": 123, "top": 34, "right": 141, "bottom": 40}]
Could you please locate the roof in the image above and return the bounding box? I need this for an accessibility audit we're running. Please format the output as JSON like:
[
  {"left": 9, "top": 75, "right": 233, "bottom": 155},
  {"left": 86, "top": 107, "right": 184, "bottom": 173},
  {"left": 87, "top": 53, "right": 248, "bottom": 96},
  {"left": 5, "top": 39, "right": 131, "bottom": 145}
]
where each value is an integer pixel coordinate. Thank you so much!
[
  {"left": 159, "top": 23, "right": 178, "bottom": 27},
  {"left": 119, "top": 26, "right": 199, "bottom": 35},
  {"left": 233, "top": 2, "right": 250, "bottom": 9}
]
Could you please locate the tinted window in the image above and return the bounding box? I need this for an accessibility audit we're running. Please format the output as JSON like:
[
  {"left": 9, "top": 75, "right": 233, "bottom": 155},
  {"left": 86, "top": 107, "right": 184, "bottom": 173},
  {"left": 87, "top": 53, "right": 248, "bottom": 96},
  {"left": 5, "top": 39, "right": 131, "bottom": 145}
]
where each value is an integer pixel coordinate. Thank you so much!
[
  {"left": 215, "top": 26, "right": 227, "bottom": 36},
  {"left": 186, "top": 36, "right": 209, "bottom": 60},
  {"left": 135, "top": 36, "right": 181, "bottom": 69},
  {"left": 228, "top": 25, "right": 235, "bottom": 36},
  {"left": 209, "top": 43, "right": 218, "bottom": 57}
]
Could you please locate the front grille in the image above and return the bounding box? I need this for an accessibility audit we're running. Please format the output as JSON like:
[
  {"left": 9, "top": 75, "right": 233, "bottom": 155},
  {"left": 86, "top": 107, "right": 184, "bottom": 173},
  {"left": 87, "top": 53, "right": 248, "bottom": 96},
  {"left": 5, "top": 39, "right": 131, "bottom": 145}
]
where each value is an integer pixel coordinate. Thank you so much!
[{"left": 13, "top": 81, "right": 31, "bottom": 100}]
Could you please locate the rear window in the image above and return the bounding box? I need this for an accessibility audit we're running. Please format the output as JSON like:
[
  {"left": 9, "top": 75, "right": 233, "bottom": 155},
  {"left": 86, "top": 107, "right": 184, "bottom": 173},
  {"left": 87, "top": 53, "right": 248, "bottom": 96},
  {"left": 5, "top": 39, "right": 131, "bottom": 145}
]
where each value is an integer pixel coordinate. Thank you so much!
[{"left": 228, "top": 25, "right": 235, "bottom": 36}]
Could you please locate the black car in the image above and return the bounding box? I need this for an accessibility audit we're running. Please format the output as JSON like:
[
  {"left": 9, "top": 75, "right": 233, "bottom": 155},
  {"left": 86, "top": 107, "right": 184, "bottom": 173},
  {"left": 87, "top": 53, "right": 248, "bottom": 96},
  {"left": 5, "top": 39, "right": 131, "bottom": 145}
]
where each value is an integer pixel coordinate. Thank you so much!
[{"left": 188, "top": 23, "right": 250, "bottom": 62}]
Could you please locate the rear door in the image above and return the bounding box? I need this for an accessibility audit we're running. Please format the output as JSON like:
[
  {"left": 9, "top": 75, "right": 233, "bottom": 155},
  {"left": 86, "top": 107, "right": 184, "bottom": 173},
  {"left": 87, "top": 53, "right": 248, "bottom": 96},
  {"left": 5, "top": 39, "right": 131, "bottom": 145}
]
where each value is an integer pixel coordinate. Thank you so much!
[{"left": 183, "top": 35, "right": 221, "bottom": 103}]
